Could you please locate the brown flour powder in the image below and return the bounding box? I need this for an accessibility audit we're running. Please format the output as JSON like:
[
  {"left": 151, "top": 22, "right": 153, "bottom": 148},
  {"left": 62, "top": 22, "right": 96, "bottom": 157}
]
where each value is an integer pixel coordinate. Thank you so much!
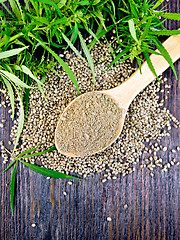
[{"left": 55, "top": 92, "right": 123, "bottom": 157}]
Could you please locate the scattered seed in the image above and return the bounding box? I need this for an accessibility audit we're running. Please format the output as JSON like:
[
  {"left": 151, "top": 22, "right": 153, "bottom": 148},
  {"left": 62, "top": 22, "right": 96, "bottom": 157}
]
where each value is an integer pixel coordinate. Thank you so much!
[
  {"left": 163, "top": 147, "right": 167, "bottom": 151},
  {"left": 123, "top": 204, "right": 128, "bottom": 209}
]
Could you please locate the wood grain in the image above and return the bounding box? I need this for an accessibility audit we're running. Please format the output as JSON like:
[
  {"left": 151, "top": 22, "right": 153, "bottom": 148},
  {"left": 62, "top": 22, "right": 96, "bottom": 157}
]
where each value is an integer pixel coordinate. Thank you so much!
[{"left": 0, "top": 2, "right": 180, "bottom": 239}]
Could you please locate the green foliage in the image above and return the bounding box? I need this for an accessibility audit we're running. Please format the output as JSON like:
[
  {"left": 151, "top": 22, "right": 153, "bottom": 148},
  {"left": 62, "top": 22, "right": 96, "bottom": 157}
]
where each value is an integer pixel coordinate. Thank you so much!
[
  {"left": 94, "top": 0, "right": 180, "bottom": 78},
  {"left": 1, "top": 0, "right": 114, "bottom": 52},
  {"left": 0, "top": 0, "right": 115, "bottom": 149},
  {"left": 0, "top": 46, "right": 46, "bottom": 151}
]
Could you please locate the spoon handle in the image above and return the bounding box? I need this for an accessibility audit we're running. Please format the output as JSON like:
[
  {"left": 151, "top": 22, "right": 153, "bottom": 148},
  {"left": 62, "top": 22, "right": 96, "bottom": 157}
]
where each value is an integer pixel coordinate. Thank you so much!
[{"left": 107, "top": 33, "right": 180, "bottom": 108}]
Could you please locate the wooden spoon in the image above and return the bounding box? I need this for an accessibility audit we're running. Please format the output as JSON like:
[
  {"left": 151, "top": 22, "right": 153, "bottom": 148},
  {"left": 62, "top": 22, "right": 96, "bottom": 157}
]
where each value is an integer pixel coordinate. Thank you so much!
[{"left": 55, "top": 33, "right": 180, "bottom": 157}]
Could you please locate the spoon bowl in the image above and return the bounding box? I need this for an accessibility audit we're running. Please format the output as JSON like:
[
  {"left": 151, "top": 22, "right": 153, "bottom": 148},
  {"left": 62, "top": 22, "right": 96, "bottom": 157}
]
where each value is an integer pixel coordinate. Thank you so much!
[{"left": 55, "top": 33, "right": 180, "bottom": 157}]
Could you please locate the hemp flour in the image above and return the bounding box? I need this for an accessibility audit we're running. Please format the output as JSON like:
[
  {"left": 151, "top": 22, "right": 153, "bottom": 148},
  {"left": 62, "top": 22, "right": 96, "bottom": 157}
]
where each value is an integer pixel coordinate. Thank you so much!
[{"left": 55, "top": 92, "right": 123, "bottom": 157}]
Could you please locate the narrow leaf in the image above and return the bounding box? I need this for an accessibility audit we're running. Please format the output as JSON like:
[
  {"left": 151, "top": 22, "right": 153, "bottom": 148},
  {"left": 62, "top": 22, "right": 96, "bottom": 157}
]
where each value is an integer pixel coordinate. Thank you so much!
[
  {"left": 0, "top": 47, "right": 28, "bottom": 59},
  {"left": 0, "top": 70, "right": 34, "bottom": 89},
  {"left": 128, "top": 19, "right": 139, "bottom": 43},
  {"left": 151, "top": 29, "right": 180, "bottom": 36},
  {"left": 70, "top": 24, "right": 79, "bottom": 44},
  {"left": 13, "top": 65, "right": 22, "bottom": 71},
  {"left": 147, "top": 49, "right": 161, "bottom": 55},
  {"left": 78, "top": 0, "right": 89, "bottom": 5},
  {"left": 79, "top": 31, "right": 96, "bottom": 84},
  {"left": 94, "top": 10, "right": 107, "bottom": 31},
  {"left": 88, "top": 24, "right": 115, "bottom": 51},
  {"left": 107, "top": 48, "right": 129, "bottom": 70},
  {"left": 153, "top": 38, "right": 177, "bottom": 80},
  {"left": 137, "top": 58, "right": 142, "bottom": 74},
  {"left": 105, "top": 38, "right": 116, "bottom": 62},
  {"left": 157, "top": 12, "right": 180, "bottom": 20},
  {"left": 9, "top": 0, "right": 21, "bottom": 21},
  {"left": 21, "top": 146, "right": 56, "bottom": 158},
  {"left": 151, "top": 0, "right": 165, "bottom": 10},
  {"left": 92, "top": 0, "right": 101, "bottom": 4},
  {"left": 13, "top": 88, "right": 24, "bottom": 152},
  {"left": 15, "top": 0, "right": 24, "bottom": 23},
  {"left": 143, "top": 50, "right": 159, "bottom": 81},
  {"left": 33, "top": 0, "right": 62, "bottom": 17},
  {"left": 10, "top": 161, "right": 17, "bottom": 216},
  {"left": 29, "top": 34, "right": 80, "bottom": 94},
  {"left": 1, "top": 76, "right": 15, "bottom": 119},
  {"left": 0, "top": 160, "right": 16, "bottom": 174},
  {"left": 17, "top": 144, "right": 41, "bottom": 158},
  {"left": 117, "top": 54, "right": 131, "bottom": 64},
  {"left": 33, "top": 17, "right": 49, "bottom": 25},
  {"left": 62, "top": 33, "right": 87, "bottom": 63},
  {"left": 85, "top": 27, "right": 100, "bottom": 45},
  {"left": 58, "top": 0, "right": 66, "bottom": 8},
  {"left": 19, "top": 160, "right": 81, "bottom": 179},
  {"left": 141, "top": 19, "right": 152, "bottom": 40},
  {"left": 20, "top": 65, "right": 47, "bottom": 101},
  {"left": 128, "top": 0, "right": 138, "bottom": 18},
  {"left": 50, "top": 17, "right": 68, "bottom": 26}
]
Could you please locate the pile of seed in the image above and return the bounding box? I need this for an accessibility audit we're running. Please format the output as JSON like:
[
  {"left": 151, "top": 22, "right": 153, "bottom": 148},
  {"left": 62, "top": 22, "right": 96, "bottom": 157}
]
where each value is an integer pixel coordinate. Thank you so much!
[
  {"left": 55, "top": 92, "right": 123, "bottom": 157},
  {"left": 1, "top": 36, "right": 179, "bottom": 180}
]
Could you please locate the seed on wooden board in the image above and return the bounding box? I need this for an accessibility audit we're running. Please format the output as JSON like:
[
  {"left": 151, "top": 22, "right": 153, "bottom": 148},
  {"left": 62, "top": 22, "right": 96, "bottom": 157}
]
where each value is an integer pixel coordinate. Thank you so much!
[
  {"left": 170, "top": 161, "right": 174, "bottom": 166},
  {"left": 3, "top": 36, "right": 179, "bottom": 181},
  {"left": 123, "top": 204, "right": 128, "bottom": 209},
  {"left": 107, "top": 217, "right": 112, "bottom": 222},
  {"left": 163, "top": 147, "right": 167, "bottom": 151}
]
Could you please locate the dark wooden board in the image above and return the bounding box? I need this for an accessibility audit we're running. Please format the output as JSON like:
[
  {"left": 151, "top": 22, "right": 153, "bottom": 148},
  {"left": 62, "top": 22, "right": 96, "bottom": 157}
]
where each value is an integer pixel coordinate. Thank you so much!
[{"left": 0, "top": 1, "right": 180, "bottom": 239}]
